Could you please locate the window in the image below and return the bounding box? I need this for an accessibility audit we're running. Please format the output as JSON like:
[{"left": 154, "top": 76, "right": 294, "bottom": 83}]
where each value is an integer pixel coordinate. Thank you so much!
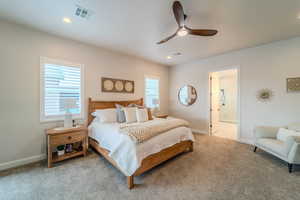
[
  {"left": 40, "top": 57, "right": 84, "bottom": 122},
  {"left": 145, "top": 76, "right": 160, "bottom": 108}
]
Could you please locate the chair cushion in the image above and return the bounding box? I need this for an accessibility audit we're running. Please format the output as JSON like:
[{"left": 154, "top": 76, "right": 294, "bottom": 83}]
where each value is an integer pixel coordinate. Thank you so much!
[
  {"left": 287, "top": 123, "right": 300, "bottom": 132},
  {"left": 277, "top": 128, "right": 300, "bottom": 142},
  {"left": 257, "top": 138, "right": 287, "bottom": 157}
]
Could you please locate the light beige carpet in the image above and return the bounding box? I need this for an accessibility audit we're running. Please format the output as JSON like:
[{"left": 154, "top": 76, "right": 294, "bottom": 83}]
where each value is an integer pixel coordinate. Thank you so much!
[{"left": 0, "top": 134, "right": 299, "bottom": 200}]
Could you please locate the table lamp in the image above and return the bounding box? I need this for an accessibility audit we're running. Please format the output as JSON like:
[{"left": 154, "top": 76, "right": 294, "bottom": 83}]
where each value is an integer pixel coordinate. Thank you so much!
[
  {"left": 63, "top": 98, "right": 78, "bottom": 128},
  {"left": 152, "top": 98, "right": 159, "bottom": 117}
]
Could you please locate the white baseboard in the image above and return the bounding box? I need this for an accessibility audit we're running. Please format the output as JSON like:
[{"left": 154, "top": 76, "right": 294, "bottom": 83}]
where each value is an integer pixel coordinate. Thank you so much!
[
  {"left": 238, "top": 137, "right": 254, "bottom": 145},
  {"left": 191, "top": 129, "right": 208, "bottom": 135},
  {"left": 0, "top": 154, "right": 46, "bottom": 171},
  {"left": 0, "top": 137, "right": 253, "bottom": 172}
]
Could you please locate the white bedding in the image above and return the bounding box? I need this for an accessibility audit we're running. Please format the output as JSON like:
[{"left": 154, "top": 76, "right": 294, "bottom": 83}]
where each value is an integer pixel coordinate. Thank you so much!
[{"left": 88, "top": 118, "right": 195, "bottom": 176}]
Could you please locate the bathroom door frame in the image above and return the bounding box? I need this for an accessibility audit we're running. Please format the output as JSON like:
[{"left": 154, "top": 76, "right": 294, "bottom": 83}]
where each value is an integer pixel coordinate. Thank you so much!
[{"left": 208, "top": 66, "right": 241, "bottom": 141}]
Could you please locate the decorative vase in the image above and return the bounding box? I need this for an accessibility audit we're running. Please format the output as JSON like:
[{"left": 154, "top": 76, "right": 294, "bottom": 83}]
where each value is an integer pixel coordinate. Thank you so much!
[
  {"left": 65, "top": 144, "right": 73, "bottom": 153},
  {"left": 57, "top": 145, "right": 65, "bottom": 156},
  {"left": 57, "top": 150, "right": 65, "bottom": 156}
]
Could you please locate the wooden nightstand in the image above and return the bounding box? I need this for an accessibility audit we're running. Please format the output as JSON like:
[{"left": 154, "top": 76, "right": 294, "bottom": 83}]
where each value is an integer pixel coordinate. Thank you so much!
[
  {"left": 155, "top": 114, "right": 168, "bottom": 119},
  {"left": 46, "top": 126, "right": 88, "bottom": 168}
]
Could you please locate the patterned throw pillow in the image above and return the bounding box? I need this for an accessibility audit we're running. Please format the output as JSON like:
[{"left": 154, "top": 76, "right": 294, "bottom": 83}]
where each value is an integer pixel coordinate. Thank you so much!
[
  {"left": 123, "top": 107, "right": 138, "bottom": 123},
  {"left": 115, "top": 104, "right": 126, "bottom": 123},
  {"left": 128, "top": 103, "right": 153, "bottom": 120},
  {"left": 136, "top": 108, "right": 149, "bottom": 122}
]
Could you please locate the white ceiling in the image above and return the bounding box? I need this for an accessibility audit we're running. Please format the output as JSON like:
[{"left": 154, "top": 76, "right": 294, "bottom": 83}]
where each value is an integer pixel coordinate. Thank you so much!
[{"left": 1, "top": 0, "right": 300, "bottom": 65}]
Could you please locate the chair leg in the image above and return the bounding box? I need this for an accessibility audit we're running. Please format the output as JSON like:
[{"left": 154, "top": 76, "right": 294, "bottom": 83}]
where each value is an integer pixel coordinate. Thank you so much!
[
  {"left": 253, "top": 146, "right": 257, "bottom": 152},
  {"left": 127, "top": 176, "right": 134, "bottom": 189},
  {"left": 288, "top": 164, "right": 293, "bottom": 173}
]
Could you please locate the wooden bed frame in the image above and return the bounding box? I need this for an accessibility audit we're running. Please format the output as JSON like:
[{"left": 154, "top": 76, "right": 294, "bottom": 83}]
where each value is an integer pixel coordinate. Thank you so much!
[{"left": 88, "top": 98, "right": 193, "bottom": 189}]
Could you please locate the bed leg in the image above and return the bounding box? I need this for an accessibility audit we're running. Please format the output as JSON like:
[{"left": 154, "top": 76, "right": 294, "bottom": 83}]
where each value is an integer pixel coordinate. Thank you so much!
[
  {"left": 185, "top": 143, "right": 193, "bottom": 152},
  {"left": 189, "top": 143, "right": 193, "bottom": 152},
  {"left": 127, "top": 176, "right": 134, "bottom": 189}
]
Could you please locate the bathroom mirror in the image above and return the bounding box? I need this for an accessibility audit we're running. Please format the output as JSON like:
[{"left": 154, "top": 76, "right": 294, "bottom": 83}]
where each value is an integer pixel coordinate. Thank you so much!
[{"left": 178, "top": 85, "right": 197, "bottom": 106}]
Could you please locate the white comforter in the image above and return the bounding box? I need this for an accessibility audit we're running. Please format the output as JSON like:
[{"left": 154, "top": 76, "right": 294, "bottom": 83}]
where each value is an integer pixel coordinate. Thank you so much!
[{"left": 88, "top": 118, "right": 195, "bottom": 176}]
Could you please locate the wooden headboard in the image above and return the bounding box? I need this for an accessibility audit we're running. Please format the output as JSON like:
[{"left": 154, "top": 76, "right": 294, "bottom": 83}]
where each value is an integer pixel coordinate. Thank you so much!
[{"left": 88, "top": 97, "right": 144, "bottom": 125}]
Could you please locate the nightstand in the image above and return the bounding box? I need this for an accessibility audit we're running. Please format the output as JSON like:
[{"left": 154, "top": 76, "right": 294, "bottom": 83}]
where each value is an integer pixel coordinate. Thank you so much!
[
  {"left": 156, "top": 114, "right": 168, "bottom": 119},
  {"left": 46, "top": 126, "right": 88, "bottom": 168}
]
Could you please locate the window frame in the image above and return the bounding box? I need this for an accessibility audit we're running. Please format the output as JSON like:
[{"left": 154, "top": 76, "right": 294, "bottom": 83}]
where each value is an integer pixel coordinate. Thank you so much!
[
  {"left": 144, "top": 75, "right": 160, "bottom": 109},
  {"left": 40, "top": 57, "right": 85, "bottom": 122}
]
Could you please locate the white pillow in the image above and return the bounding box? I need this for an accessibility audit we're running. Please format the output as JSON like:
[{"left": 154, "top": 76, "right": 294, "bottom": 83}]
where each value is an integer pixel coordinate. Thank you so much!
[
  {"left": 92, "top": 109, "right": 117, "bottom": 123},
  {"left": 277, "top": 128, "right": 300, "bottom": 142},
  {"left": 123, "top": 107, "right": 137, "bottom": 123},
  {"left": 136, "top": 108, "right": 149, "bottom": 122}
]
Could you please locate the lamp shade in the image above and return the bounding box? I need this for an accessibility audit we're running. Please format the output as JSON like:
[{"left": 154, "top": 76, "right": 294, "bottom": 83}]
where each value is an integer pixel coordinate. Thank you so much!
[
  {"left": 62, "top": 98, "right": 78, "bottom": 110},
  {"left": 152, "top": 98, "right": 159, "bottom": 106}
]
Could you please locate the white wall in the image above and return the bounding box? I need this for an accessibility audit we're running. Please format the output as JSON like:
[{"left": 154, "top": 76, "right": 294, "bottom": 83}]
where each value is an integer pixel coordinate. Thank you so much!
[
  {"left": 0, "top": 20, "right": 169, "bottom": 169},
  {"left": 169, "top": 37, "right": 300, "bottom": 143}
]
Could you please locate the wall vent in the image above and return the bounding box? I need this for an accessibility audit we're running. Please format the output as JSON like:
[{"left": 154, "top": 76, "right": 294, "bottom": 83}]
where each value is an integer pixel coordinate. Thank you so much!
[
  {"left": 173, "top": 52, "right": 182, "bottom": 56},
  {"left": 75, "top": 5, "right": 93, "bottom": 19}
]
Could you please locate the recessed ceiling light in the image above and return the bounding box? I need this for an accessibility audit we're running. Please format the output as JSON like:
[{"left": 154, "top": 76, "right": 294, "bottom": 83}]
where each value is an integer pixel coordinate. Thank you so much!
[
  {"left": 63, "top": 17, "right": 72, "bottom": 23},
  {"left": 167, "top": 56, "right": 172, "bottom": 59}
]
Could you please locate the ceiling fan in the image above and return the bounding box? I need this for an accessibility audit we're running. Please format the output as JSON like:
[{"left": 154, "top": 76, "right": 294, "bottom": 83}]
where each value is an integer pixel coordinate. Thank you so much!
[{"left": 157, "top": 1, "right": 218, "bottom": 44}]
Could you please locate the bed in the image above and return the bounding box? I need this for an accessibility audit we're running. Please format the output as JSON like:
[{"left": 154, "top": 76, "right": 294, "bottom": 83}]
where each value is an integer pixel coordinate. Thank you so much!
[{"left": 88, "top": 98, "right": 194, "bottom": 189}]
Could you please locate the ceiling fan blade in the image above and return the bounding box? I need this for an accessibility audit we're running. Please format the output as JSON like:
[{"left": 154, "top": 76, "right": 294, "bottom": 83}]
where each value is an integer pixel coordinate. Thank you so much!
[
  {"left": 186, "top": 27, "right": 218, "bottom": 36},
  {"left": 173, "top": 1, "right": 185, "bottom": 27},
  {"left": 157, "top": 32, "right": 177, "bottom": 44}
]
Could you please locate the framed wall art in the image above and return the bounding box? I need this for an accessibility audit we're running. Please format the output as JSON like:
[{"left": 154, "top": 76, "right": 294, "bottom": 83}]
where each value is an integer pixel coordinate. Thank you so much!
[
  {"left": 287, "top": 77, "right": 300, "bottom": 93},
  {"left": 101, "top": 77, "right": 134, "bottom": 93}
]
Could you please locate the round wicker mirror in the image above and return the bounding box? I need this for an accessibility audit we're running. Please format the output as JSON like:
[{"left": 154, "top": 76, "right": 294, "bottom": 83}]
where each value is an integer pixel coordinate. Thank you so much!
[{"left": 178, "top": 85, "right": 197, "bottom": 106}]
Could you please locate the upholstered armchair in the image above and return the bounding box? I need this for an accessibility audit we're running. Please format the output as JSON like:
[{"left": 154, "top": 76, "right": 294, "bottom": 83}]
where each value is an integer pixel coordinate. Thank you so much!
[{"left": 254, "top": 126, "right": 300, "bottom": 173}]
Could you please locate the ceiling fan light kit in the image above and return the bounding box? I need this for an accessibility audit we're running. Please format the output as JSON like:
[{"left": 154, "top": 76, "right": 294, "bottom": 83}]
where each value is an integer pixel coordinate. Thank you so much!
[
  {"left": 157, "top": 1, "right": 218, "bottom": 44},
  {"left": 177, "top": 27, "right": 188, "bottom": 37}
]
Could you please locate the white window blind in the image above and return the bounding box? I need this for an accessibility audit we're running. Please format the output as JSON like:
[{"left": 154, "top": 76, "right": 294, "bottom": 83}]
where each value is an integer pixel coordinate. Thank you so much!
[
  {"left": 145, "top": 77, "right": 160, "bottom": 108},
  {"left": 40, "top": 57, "right": 84, "bottom": 122}
]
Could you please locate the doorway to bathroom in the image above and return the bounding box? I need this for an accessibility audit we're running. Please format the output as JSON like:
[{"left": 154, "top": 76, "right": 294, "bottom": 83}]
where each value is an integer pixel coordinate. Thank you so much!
[{"left": 209, "top": 68, "right": 240, "bottom": 141}]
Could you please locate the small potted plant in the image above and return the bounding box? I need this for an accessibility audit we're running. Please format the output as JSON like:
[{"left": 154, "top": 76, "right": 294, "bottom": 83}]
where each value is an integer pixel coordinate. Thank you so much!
[{"left": 57, "top": 145, "right": 65, "bottom": 156}]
